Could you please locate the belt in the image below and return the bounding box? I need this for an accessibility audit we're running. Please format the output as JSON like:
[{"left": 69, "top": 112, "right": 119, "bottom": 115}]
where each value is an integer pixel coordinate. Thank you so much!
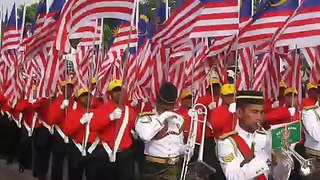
[
  {"left": 145, "top": 155, "right": 181, "bottom": 165},
  {"left": 306, "top": 148, "right": 320, "bottom": 159}
]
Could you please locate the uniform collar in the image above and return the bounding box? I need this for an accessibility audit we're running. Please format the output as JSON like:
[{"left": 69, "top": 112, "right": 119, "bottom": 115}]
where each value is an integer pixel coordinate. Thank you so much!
[{"left": 236, "top": 123, "right": 255, "bottom": 140}]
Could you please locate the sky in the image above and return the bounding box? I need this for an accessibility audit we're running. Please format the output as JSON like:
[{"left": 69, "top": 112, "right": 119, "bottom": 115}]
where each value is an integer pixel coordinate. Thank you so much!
[{"left": 1, "top": 0, "right": 53, "bottom": 15}]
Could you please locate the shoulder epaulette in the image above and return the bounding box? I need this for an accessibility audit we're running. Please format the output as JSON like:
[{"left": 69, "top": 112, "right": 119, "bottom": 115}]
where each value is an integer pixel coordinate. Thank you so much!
[
  {"left": 219, "top": 131, "right": 237, "bottom": 140},
  {"left": 303, "top": 105, "right": 318, "bottom": 110},
  {"left": 256, "top": 129, "right": 267, "bottom": 135},
  {"left": 139, "top": 112, "right": 155, "bottom": 117}
]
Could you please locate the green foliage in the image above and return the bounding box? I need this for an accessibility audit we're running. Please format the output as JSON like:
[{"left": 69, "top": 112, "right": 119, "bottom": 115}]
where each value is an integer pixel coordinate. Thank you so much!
[{"left": 17, "top": 3, "right": 38, "bottom": 27}]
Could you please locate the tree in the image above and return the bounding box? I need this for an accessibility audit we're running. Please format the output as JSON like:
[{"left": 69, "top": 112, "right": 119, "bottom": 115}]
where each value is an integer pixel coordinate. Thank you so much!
[{"left": 17, "top": 3, "right": 38, "bottom": 28}]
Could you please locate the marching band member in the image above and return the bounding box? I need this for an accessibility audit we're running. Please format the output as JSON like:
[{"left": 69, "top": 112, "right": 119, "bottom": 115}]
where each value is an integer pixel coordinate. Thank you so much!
[
  {"left": 15, "top": 94, "right": 34, "bottom": 173},
  {"left": 47, "top": 80, "right": 75, "bottom": 180},
  {"left": 301, "top": 101, "right": 320, "bottom": 175},
  {"left": 62, "top": 88, "right": 93, "bottom": 180},
  {"left": 217, "top": 90, "right": 291, "bottom": 180},
  {"left": 196, "top": 78, "right": 222, "bottom": 173},
  {"left": 210, "top": 83, "right": 237, "bottom": 179},
  {"left": 302, "top": 82, "right": 318, "bottom": 108},
  {"left": 88, "top": 79, "right": 136, "bottom": 180},
  {"left": 175, "top": 90, "right": 193, "bottom": 141},
  {"left": 265, "top": 88, "right": 300, "bottom": 126},
  {"left": 264, "top": 81, "right": 286, "bottom": 113},
  {"left": 32, "top": 96, "right": 52, "bottom": 180},
  {"left": 135, "top": 82, "right": 186, "bottom": 180}
]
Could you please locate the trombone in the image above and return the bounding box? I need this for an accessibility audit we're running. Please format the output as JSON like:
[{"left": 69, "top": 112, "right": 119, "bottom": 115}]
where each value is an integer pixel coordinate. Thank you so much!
[{"left": 180, "top": 103, "right": 216, "bottom": 180}]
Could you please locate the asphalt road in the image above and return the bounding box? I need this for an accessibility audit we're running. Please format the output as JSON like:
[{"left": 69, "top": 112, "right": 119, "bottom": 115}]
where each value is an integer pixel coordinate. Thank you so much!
[{"left": 0, "top": 160, "right": 37, "bottom": 180}]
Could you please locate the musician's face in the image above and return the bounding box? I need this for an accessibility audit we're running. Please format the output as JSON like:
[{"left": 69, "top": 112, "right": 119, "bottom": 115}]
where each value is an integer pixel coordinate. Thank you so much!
[
  {"left": 238, "top": 104, "right": 264, "bottom": 133},
  {"left": 222, "top": 94, "right": 234, "bottom": 105},
  {"left": 285, "top": 94, "right": 298, "bottom": 107},
  {"left": 62, "top": 84, "right": 74, "bottom": 99},
  {"left": 308, "top": 89, "right": 317, "bottom": 100},
  {"left": 78, "top": 94, "right": 88, "bottom": 108},
  {"left": 181, "top": 97, "right": 192, "bottom": 109},
  {"left": 110, "top": 87, "right": 121, "bottom": 104}
]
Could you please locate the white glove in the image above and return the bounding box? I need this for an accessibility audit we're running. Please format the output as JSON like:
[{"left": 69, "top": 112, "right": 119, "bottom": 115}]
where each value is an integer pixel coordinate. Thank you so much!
[
  {"left": 60, "top": 99, "right": 69, "bottom": 109},
  {"left": 80, "top": 112, "right": 93, "bottom": 124},
  {"left": 158, "top": 111, "right": 177, "bottom": 124},
  {"left": 208, "top": 102, "right": 216, "bottom": 110},
  {"left": 188, "top": 109, "right": 197, "bottom": 119},
  {"left": 288, "top": 107, "right": 296, "bottom": 117},
  {"left": 179, "top": 144, "right": 194, "bottom": 158},
  {"left": 271, "top": 101, "right": 279, "bottom": 108},
  {"left": 130, "top": 99, "right": 138, "bottom": 107},
  {"left": 228, "top": 102, "right": 236, "bottom": 113},
  {"left": 109, "top": 108, "right": 122, "bottom": 121}
]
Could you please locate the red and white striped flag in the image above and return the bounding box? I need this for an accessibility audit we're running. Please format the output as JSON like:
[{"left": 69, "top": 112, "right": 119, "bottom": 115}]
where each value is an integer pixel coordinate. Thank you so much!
[
  {"left": 275, "top": 0, "right": 320, "bottom": 49},
  {"left": 302, "top": 46, "right": 320, "bottom": 83},
  {"left": 55, "top": 0, "right": 135, "bottom": 53},
  {"left": 190, "top": 0, "right": 239, "bottom": 38},
  {"left": 238, "top": 47, "right": 255, "bottom": 90}
]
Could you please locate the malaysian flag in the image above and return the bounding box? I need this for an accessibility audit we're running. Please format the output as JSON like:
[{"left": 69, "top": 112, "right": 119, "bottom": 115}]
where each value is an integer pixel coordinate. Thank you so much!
[
  {"left": 252, "top": 53, "right": 269, "bottom": 91},
  {"left": 275, "top": 0, "right": 320, "bottom": 49},
  {"left": 206, "top": 0, "right": 252, "bottom": 57},
  {"left": 70, "top": 19, "right": 103, "bottom": 47},
  {"left": 238, "top": 47, "right": 255, "bottom": 90},
  {"left": 190, "top": 0, "right": 239, "bottom": 38},
  {"left": 1, "top": 4, "right": 19, "bottom": 51},
  {"left": 237, "top": 0, "right": 299, "bottom": 51},
  {"left": 152, "top": 0, "right": 203, "bottom": 46},
  {"left": 30, "top": 0, "right": 47, "bottom": 34},
  {"left": 55, "top": 0, "right": 135, "bottom": 53},
  {"left": 302, "top": 46, "right": 320, "bottom": 84},
  {"left": 22, "top": 0, "right": 65, "bottom": 59}
]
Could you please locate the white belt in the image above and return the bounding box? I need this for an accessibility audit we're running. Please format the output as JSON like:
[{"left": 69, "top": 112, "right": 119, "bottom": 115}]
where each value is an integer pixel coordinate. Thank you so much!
[
  {"left": 87, "top": 137, "right": 112, "bottom": 159},
  {"left": 55, "top": 125, "right": 69, "bottom": 143},
  {"left": 39, "top": 120, "right": 54, "bottom": 134}
]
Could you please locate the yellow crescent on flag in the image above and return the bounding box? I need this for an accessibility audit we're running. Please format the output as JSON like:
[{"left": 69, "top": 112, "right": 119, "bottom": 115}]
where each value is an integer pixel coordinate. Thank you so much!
[{"left": 270, "top": 0, "right": 288, "bottom": 7}]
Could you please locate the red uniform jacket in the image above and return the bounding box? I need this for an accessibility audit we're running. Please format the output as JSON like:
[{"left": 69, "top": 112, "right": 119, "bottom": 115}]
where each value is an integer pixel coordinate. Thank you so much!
[
  {"left": 61, "top": 105, "right": 97, "bottom": 144},
  {"left": 90, "top": 96, "right": 104, "bottom": 109},
  {"left": 47, "top": 94, "right": 74, "bottom": 127},
  {"left": 196, "top": 94, "right": 220, "bottom": 137},
  {"left": 301, "top": 98, "right": 317, "bottom": 109},
  {"left": 15, "top": 99, "right": 34, "bottom": 129},
  {"left": 33, "top": 98, "right": 51, "bottom": 129},
  {"left": 210, "top": 105, "right": 237, "bottom": 139},
  {"left": 265, "top": 105, "right": 304, "bottom": 144},
  {"left": 90, "top": 101, "right": 136, "bottom": 150},
  {"left": 175, "top": 107, "right": 202, "bottom": 143}
]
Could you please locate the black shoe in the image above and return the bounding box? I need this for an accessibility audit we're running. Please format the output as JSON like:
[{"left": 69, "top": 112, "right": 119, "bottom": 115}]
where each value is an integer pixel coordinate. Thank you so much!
[{"left": 19, "top": 166, "right": 24, "bottom": 173}]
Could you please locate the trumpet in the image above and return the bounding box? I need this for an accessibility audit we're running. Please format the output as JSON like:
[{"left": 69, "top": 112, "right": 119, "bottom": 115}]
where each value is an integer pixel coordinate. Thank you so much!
[
  {"left": 257, "top": 123, "right": 316, "bottom": 176},
  {"left": 180, "top": 103, "right": 216, "bottom": 180}
]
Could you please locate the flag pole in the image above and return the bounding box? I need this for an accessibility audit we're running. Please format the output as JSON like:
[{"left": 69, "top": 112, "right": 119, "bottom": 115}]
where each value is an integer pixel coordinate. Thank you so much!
[
  {"left": 118, "top": 0, "right": 137, "bottom": 109},
  {"left": 20, "top": 2, "right": 26, "bottom": 44},
  {"left": 0, "top": 5, "right": 3, "bottom": 47}
]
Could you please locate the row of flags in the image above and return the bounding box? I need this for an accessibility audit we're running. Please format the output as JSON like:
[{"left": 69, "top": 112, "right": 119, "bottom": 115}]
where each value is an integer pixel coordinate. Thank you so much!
[{"left": 0, "top": 0, "right": 320, "bottom": 108}]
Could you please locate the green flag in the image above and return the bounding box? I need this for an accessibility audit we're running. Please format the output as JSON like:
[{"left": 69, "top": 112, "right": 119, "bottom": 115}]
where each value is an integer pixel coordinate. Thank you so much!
[{"left": 271, "top": 121, "right": 301, "bottom": 150}]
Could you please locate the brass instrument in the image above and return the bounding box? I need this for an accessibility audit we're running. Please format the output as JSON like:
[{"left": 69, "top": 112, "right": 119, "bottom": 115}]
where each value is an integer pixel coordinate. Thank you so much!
[
  {"left": 257, "top": 123, "right": 316, "bottom": 177},
  {"left": 180, "top": 103, "right": 216, "bottom": 180}
]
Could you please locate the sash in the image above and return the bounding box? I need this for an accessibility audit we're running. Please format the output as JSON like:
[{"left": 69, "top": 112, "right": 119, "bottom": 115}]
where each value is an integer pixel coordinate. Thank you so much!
[
  {"left": 110, "top": 106, "right": 130, "bottom": 162},
  {"left": 230, "top": 134, "right": 267, "bottom": 180},
  {"left": 39, "top": 120, "right": 54, "bottom": 134},
  {"left": 55, "top": 125, "right": 69, "bottom": 143},
  {"left": 30, "top": 112, "right": 38, "bottom": 136}
]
